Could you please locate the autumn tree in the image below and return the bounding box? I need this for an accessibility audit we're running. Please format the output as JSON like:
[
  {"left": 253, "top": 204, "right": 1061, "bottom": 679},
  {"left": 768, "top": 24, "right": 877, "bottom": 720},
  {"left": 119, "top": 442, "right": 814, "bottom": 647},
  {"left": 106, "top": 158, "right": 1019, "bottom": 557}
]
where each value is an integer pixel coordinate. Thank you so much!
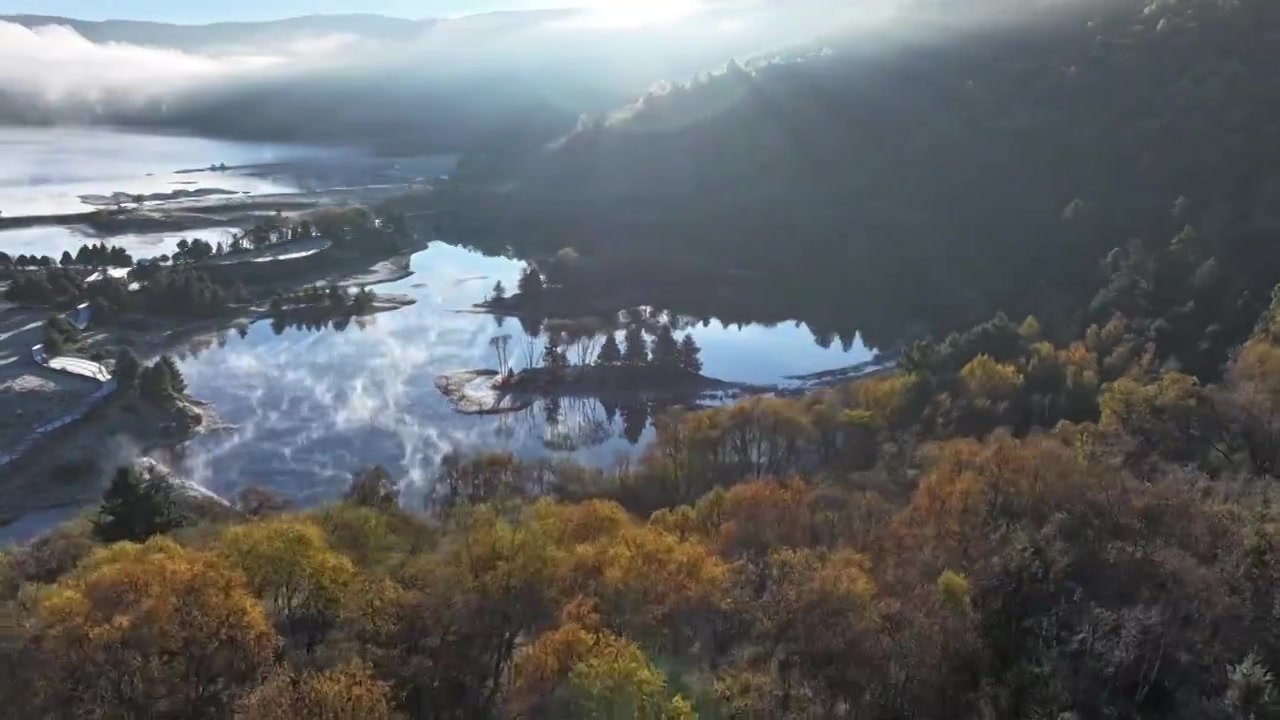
[
  {"left": 25, "top": 538, "right": 276, "bottom": 719},
  {"left": 1221, "top": 336, "right": 1280, "bottom": 475},
  {"left": 731, "top": 548, "right": 883, "bottom": 712},
  {"left": 539, "top": 500, "right": 728, "bottom": 644},
  {"left": 239, "top": 663, "right": 396, "bottom": 720},
  {"left": 434, "top": 450, "right": 527, "bottom": 512},
  {"left": 509, "top": 608, "right": 695, "bottom": 719},
  {"left": 353, "top": 505, "right": 561, "bottom": 717},
  {"left": 1100, "top": 371, "right": 1218, "bottom": 464},
  {"left": 345, "top": 466, "right": 400, "bottom": 509},
  {"left": 944, "top": 354, "right": 1027, "bottom": 436},
  {"left": 219, "top": 519, "right": 356, "bottom": 653},
  {"left": 960, "top": 354, "right": 1024, "bottom": 403}
]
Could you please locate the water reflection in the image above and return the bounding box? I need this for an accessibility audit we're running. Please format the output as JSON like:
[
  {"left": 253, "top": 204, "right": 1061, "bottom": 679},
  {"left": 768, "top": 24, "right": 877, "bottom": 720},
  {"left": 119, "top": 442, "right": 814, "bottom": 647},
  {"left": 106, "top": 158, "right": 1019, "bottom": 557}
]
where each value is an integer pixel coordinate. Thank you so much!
[
  {"left": 0, "top": 226, "right": 242, "bottom": 263},
  {"left": 174, "top": 243, "right": 872, "bottom": 508},
  {"left": 0, "top": 127, "right": 324, "bottom": 217}
]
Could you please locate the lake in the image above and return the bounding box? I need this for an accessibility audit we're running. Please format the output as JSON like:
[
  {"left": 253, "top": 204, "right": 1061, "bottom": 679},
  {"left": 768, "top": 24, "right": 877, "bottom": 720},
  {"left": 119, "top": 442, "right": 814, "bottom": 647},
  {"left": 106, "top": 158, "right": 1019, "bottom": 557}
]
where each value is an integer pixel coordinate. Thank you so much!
[
  {"left": 0, "top": 126, "right": 870, "bottom": 533},
  {"left": 0, "top": 126, "right": 328, "bottom": 217},
  {"left": 172, "top": 243, "right": 871, "bottom": 508}
]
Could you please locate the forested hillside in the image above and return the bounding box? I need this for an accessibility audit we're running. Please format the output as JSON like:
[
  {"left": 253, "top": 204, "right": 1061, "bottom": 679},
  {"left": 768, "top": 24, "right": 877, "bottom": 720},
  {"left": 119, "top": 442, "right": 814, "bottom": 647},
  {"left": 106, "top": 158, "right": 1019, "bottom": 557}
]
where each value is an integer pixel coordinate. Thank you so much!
[{"left": 445, "top": 0, "right": 1280, "bottom": 349}]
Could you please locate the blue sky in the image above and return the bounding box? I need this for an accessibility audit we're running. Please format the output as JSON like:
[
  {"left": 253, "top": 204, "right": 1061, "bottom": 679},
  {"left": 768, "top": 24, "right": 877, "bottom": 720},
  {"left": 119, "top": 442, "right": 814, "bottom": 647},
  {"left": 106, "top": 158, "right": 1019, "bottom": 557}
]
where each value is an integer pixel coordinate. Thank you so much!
[{"left": 0, "top": 1, "right": 567, "bottom": 22}]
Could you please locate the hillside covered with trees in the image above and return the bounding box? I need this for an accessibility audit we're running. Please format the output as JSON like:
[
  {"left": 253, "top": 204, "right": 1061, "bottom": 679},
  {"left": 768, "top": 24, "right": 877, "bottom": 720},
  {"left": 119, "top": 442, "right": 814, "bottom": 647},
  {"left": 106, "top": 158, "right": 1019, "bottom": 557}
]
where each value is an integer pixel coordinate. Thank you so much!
[{"left": 443, "top": 0, "right": 1280, "bottom": 351}]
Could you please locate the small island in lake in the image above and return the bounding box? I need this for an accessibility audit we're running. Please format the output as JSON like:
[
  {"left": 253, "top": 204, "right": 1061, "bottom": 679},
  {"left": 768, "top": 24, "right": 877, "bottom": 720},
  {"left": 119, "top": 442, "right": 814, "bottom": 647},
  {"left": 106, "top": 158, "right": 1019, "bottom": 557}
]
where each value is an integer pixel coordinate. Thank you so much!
[{"left": 436, "top": 319, "right": 755, "bottom": 414}]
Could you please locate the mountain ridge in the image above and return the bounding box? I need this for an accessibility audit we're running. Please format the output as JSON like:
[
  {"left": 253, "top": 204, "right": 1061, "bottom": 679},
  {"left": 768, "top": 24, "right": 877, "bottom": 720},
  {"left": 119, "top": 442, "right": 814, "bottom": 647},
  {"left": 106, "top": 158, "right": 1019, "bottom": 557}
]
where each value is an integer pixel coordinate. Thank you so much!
[{"left": 0, "top": 10, "right": 584, "bottom": 50}]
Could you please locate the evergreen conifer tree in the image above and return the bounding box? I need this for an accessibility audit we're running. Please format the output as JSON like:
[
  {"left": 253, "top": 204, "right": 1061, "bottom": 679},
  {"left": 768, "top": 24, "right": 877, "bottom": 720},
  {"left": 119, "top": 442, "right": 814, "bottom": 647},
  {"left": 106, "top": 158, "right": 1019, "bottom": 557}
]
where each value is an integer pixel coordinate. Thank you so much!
[
  {"left": 596, "top": 333, "right": 623, "bottom": 365},
  {"left": 678, "top": 333, "right": 704, "bottom": 373},
  {"left": 650, "top": 324, "right": 680, "bottom": 369},
  {"left": 92, "top": 467, "right": 182, "bottom": 543},
  {"left": 623, "top": 325, "right": 648, "bottom": 366}
]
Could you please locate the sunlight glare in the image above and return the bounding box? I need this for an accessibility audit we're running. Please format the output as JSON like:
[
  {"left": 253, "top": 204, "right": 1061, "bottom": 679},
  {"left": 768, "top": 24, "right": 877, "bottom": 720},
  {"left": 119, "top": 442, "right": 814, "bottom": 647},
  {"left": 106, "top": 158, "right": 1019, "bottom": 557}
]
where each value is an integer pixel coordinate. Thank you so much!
[{"left": 577, "top": 0, "right": 700, "bottom": 29}]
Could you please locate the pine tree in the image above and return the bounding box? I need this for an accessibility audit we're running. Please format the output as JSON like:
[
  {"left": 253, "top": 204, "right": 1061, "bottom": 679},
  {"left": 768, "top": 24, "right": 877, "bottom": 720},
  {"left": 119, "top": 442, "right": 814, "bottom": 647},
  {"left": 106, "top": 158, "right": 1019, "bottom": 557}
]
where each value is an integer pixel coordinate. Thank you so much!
[
  {"left": 353, "top": 288, "right": 375, "bottom": 314},
  {"left": 491, "top": 280, "right": 507, "bottom": 302},
  {"left": 59, "top": 250, "right": 74, "bottom": 267},
  {"left": 42, "top": 331, "right": 65, "bottom": 358},
  {"left": 140, "top": 360, "right": 174, "bottom": 402},
  {"left": 518, "top": 265, "right": 544, "bottom": 298},
  {"left": 678, "top": 333, "right": 703, "bottom": 374},
  {"left": 160, "top": 355, "right": 187, "bottom": 395},
  {"left": 623, "top": 325, "right": 648, "bottom": 366},
  {"left": 114, "top": 348, "right": 141, "bottom": 391},
  {"left": 92, "top": 467, "right": 182, "bottom": 543},
  {"left": 542, "top": 337, "right": 568, "bottom": 371},
  {"left": 596, "top": 333, "right": 623, "bottom": 365},
  {"left": 650, "top": 324, "right": 680, "bottom": 369}
]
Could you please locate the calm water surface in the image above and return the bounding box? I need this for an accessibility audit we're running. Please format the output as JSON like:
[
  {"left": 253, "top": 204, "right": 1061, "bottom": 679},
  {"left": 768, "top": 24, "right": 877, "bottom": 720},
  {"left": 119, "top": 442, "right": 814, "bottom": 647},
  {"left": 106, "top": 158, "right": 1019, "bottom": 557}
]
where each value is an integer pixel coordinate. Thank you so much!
[
  {"left": 173, "top": 244, "right": 871, "bottom": 507},
  {"left": 0, "top": 126, "right": 330, "bottom": 217},
  {"left": 0, "top": 127, "right": 869, "bottom": 528}
]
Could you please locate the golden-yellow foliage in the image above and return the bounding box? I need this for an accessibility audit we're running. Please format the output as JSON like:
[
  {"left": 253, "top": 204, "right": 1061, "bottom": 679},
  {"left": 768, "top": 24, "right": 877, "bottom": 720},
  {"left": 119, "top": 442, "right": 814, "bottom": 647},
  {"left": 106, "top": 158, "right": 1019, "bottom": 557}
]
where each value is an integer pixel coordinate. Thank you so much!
[
  {"left": 960, "top": 354, "right": 1025, "bottom": 402},
  {"left": 238, "top": 663, "right": 397, "bottom": 720},
  {"left": 1229, "top": 339, "right": 1280, "bottom": 410},
  {"left": 936, "top": 569, "right": 971, "bottom": 614},
  {"left": 711, "top": 479, "right": 812, "bottom": 557},
  {"left": 1099, "top": 372, "right": 1208, "bottom": 460},
  {"left": 1019, "top": 315, "right": 1044, "bottom": 341},
  {"left": 852, "top": 372, "right": 922, "bottom": 429},
  {"left": 317, "top": 504, "right": 399, "bottom": 568},
  {"left": 219, "top": 518, "right": 357, "bottom": 629},
  {"left": 29, "top": 537, "right": 276, "bottom": 717},
  {"left": 510, "top": 621, "right": 693, "bottom": 720}
]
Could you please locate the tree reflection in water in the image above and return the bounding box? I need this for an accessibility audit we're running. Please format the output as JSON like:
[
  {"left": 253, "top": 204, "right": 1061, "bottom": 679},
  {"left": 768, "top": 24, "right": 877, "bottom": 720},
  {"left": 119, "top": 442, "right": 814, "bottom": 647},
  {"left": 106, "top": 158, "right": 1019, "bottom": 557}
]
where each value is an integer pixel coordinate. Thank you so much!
[{"left": 270, "top": 314, "right": 371, "bottom": 336}]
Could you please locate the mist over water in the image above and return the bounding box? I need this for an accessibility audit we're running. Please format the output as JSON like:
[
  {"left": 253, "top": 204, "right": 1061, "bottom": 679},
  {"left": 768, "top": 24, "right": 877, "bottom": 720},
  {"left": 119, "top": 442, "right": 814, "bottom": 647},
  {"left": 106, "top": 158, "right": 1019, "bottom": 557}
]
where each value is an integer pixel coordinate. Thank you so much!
[
  {"left": 0, "top": 126, "right": 329, "bottom": 216},
  {"left": 0, "top": 0, "right": 917, "bottom": 146},
  {"left": 172, "top": 244, "right": 870, "bottom": 508}
]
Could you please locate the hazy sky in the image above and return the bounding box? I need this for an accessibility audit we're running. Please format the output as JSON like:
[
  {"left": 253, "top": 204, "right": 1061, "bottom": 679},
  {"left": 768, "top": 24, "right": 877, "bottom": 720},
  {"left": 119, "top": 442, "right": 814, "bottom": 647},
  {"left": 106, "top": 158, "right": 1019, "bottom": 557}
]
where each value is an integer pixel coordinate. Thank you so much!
[{"left": 0, "top": 1, "right": 565, "bottom": 22}]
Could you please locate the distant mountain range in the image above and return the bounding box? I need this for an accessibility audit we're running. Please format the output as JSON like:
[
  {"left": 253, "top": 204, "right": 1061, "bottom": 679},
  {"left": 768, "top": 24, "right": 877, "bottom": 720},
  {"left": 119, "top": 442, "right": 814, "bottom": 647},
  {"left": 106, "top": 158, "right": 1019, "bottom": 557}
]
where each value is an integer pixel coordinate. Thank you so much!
[
  {"left": 1, "top": 13, "right": 425, "bottom": 49},
  {"left": 0, "top": 11, "right": 582, "bottom": 51},
  {"left": 0, "top": 4, "right": 838, "bottom": 154}
]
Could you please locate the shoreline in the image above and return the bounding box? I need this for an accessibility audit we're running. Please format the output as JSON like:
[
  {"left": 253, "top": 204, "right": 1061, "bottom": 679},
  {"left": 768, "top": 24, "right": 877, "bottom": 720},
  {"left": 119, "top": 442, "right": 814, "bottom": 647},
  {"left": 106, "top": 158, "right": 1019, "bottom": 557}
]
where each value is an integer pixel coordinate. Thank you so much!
[
  {"left": 0, "top": 243, "right": 424, "bottom": 530},
  {"left": 436, "top": 365, "right": 774, "bottom": 416},
  {"left": 0, "top": 185, "right": 415, "bottom": 237}
]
